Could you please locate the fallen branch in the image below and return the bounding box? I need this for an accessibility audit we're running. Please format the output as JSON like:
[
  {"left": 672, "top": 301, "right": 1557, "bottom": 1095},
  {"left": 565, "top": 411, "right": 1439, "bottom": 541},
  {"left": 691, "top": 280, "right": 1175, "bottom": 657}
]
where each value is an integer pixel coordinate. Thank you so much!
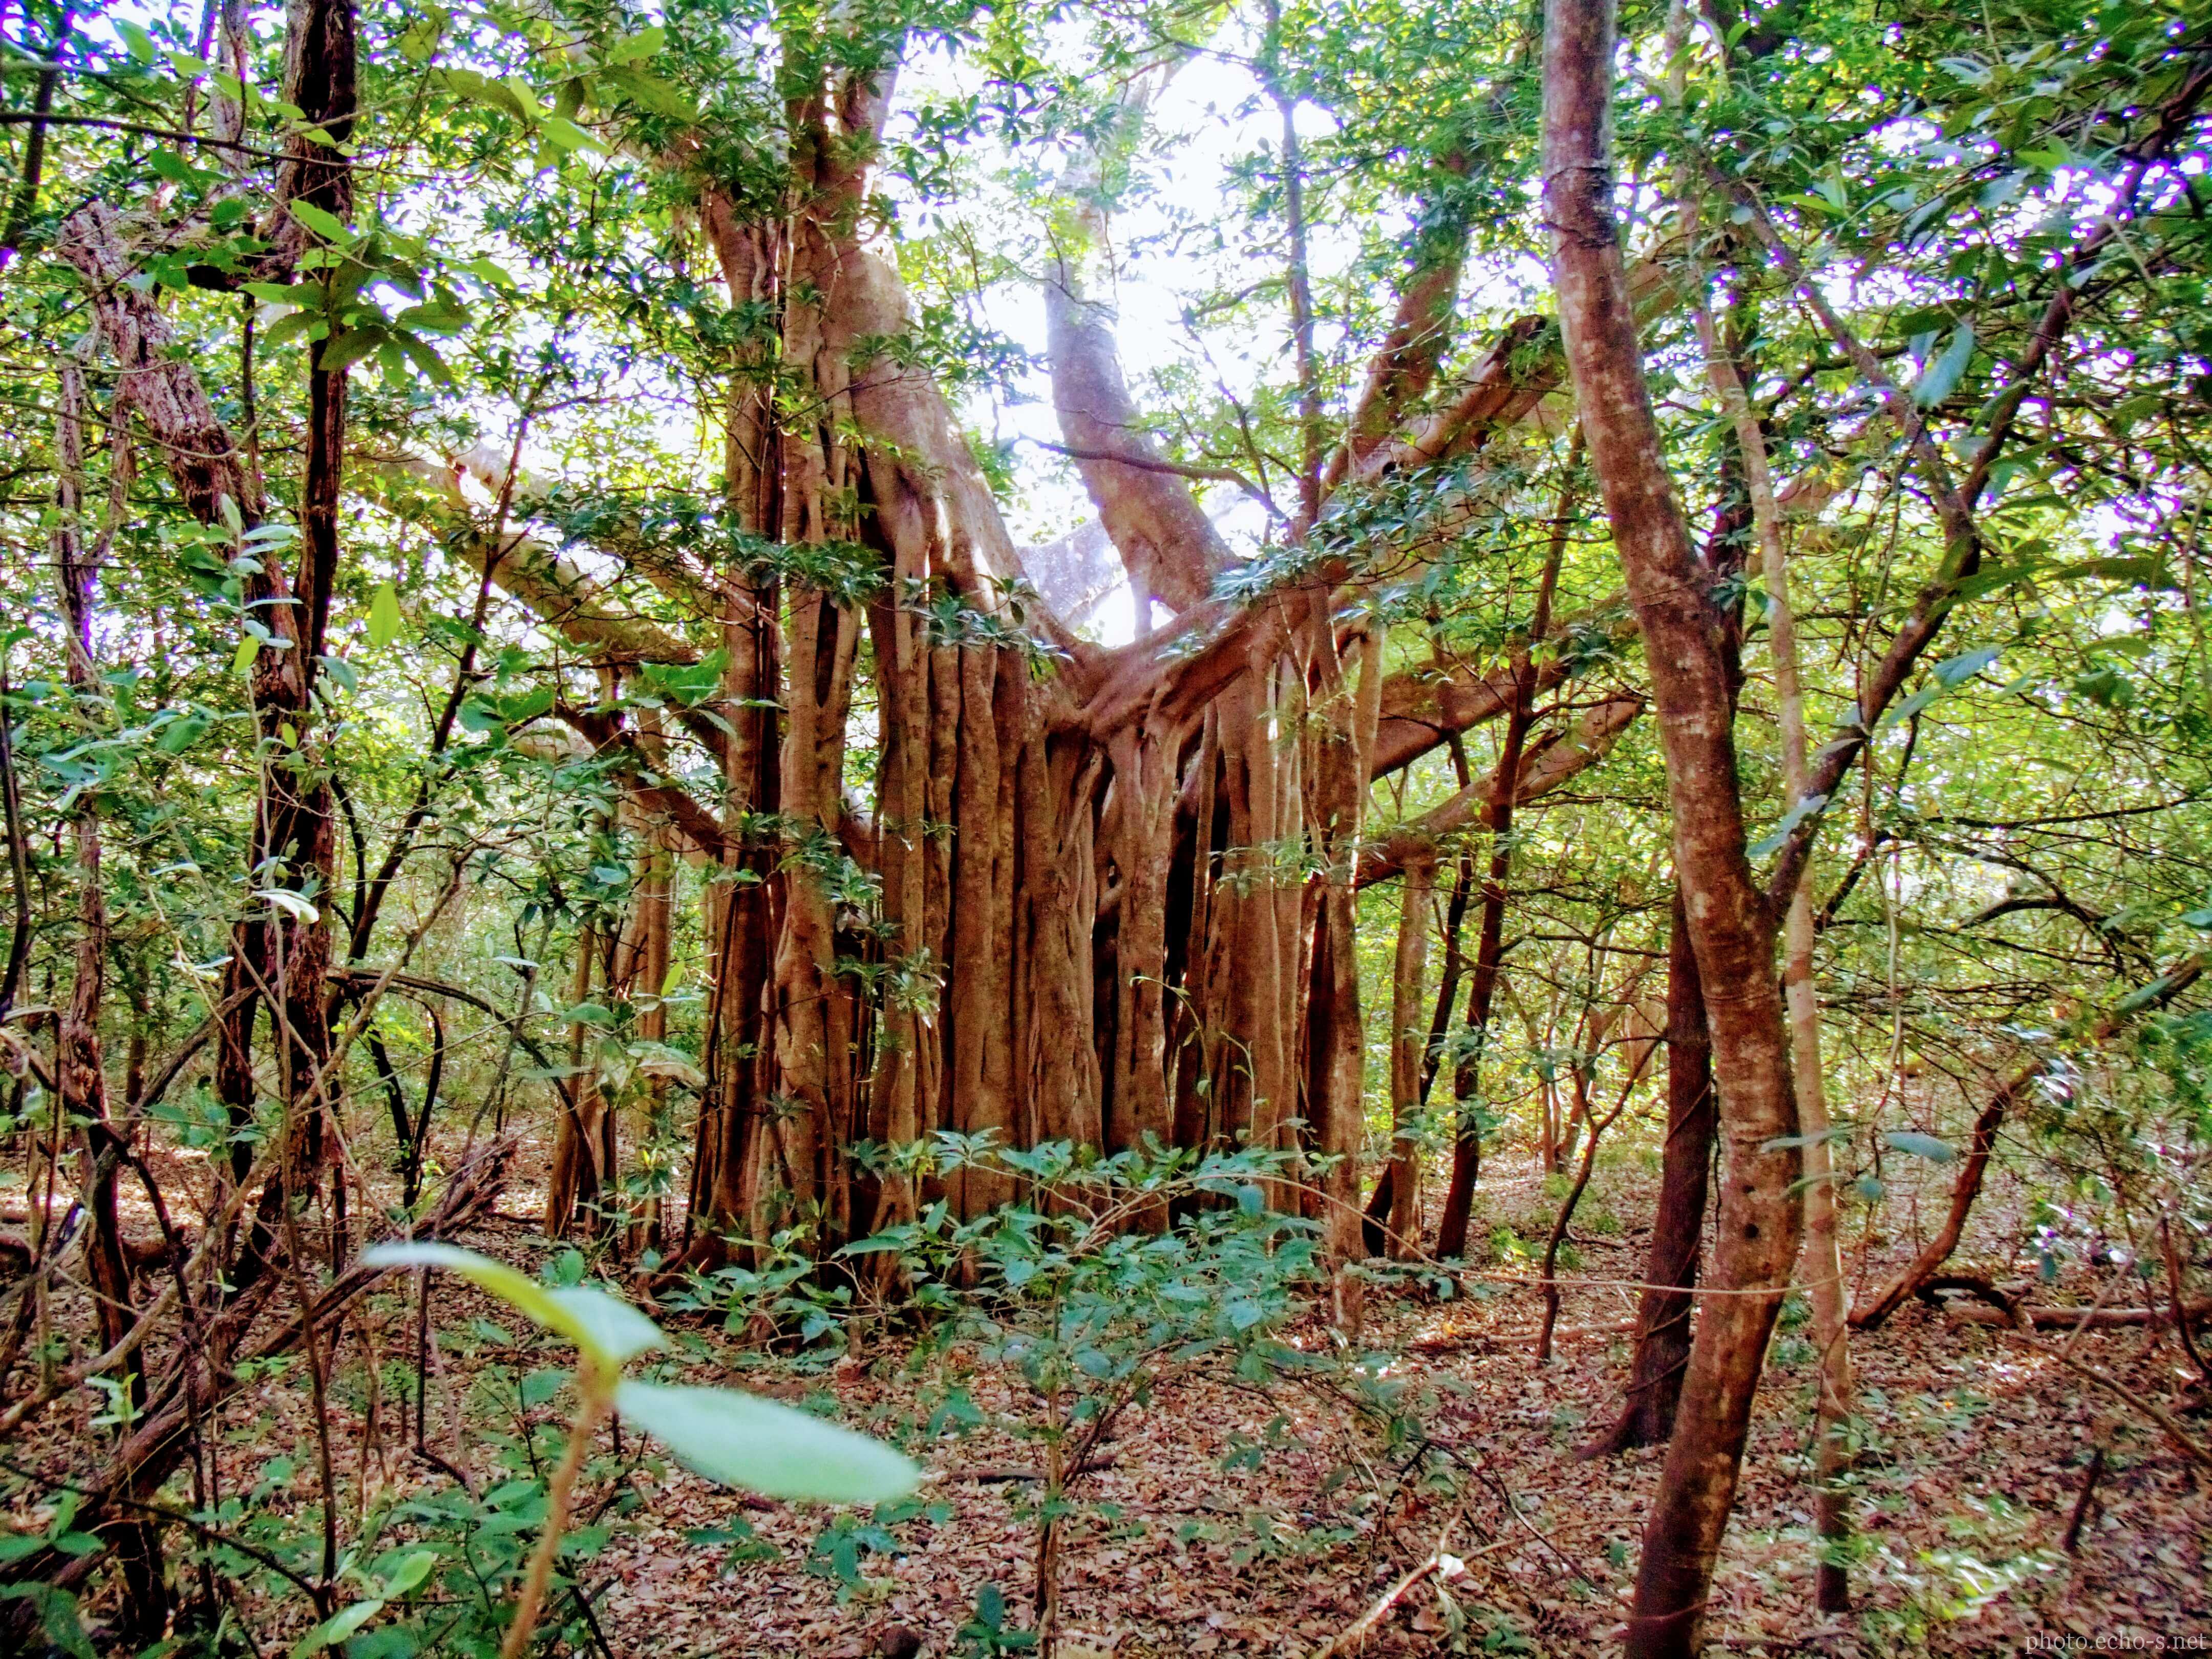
[
  {"left": 1988, "top": 1328, "right": 2212, "bottom": 1474},
  {"left": 2064, "top": 1443, "right": 2107, "bottom": 1554},
  {"left": 1308, "top": 1529, "right": 1460, "bottom": 1659},
  {"left": 955, "top": 1456, "right": 1119, "bottom": 1483},
  {"left": 1937, "top": 1295, "right": 2212, "bottom": 1331},
  {"left": 1407, "top": 1317, "right": 1636, "bottom": 1354},
  {"left": 1854, "top": 956, "right": 2205, "bottom": 1330}
]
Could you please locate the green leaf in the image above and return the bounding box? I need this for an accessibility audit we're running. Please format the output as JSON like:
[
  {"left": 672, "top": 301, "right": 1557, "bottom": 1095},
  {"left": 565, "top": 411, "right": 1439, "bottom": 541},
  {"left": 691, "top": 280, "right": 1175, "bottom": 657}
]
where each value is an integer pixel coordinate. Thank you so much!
[
  {"left": 291, "top": 1596, "right": 385, "bottom": 1656},
  {"left": 599, "top": 62, "right": 698, "bottom": 120},
  {"left": 544, "top": 1287, "right": 664, "bottom": 1366},
  {"left": 157, "top": 710, "right": 213, "bottom": 753},
  {"left": 113, "top": 19, "right": 156, "bottom": 65},
  {"left": 261, "top": 309, "right": 318, "bottom": 350},
  {"left": 1911, "top": 324, "right": 1976, "bottom": 409},
  {"left": 1748, "top": 793, "right": 1828, "bottom": 860},
  {"left": 2046, "top": 555, "right": 2176, "bottom": 590},
  {"left": 612, "top": 1380, "right": 918, "bottom": 1505},
  {"left": 1883, "top": 1132, "right": 1955, "bottom": 1163},
  {"left": 1931, "top": 645, "right": 1998, "bottom": 688},
  {"left": 287, "top": 199, "right": 352, "bottom": 244},
  {"left": 318, "top": 326, "right": 386, "bottom": 373},
  {"left": 391, "top": 330, "right": 454, "bottom": 385},
  {"left": 641, "top": 651, "right": 728, "bottom": 707},
  {"left": 606, "top": 26, "right": 665, "bottom": 63},
  {"left": 540, "top": 115, "right": 611, "bottom": 156},
  {"left": 502, "top": 75, "right": 546, "bottom": 122},
  {"left": 367, "top": 581, "right": 402, "bottom": 648},
  {"left": 378, "top": 1548, "right": 440, "bottom": 1598},
  {"left": 2116, "top": 970, "right": 2187, "bottom": 1014},
  {"left": 244, "top": 281, "right": 315, "bottom": 308},
  {"left": 463, "top": 257, "right": 518, "bottom": 290},
  {"left": 360, "top": 1243, "right": 664, "bottom": 1368},
  {"left": 1877, "top": 646, "right": 1996, "bottom": 732}
]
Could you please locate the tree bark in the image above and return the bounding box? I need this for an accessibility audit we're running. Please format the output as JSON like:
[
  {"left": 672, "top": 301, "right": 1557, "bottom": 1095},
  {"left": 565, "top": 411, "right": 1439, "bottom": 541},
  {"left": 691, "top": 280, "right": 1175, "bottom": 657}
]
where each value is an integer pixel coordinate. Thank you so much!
[
  {"left": 1382, "top": 852, "right": 1435, "bottom": 1257},
  {"left": 1543, "top": 6, "right": 1802, "bottom": 1652},
  {"left": 545, "top": 922, "right": 607, "bottom": 1238},
  {"left": 1585, "top": 890, "right": 1713, "bottom": 1455},
  {"left": 1696, "top": 294, "right": 1855, "bottom": 1611},
  {"left": 1307, "top": 621, "right": 1384, "bottom": 1269}
]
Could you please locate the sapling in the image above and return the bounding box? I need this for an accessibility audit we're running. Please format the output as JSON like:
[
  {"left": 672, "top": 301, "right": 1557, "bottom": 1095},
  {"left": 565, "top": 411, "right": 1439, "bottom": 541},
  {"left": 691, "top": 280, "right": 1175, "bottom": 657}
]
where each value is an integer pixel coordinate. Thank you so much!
[{"left": 364, "top": 1243, "right": 916, "bottom": 1657}]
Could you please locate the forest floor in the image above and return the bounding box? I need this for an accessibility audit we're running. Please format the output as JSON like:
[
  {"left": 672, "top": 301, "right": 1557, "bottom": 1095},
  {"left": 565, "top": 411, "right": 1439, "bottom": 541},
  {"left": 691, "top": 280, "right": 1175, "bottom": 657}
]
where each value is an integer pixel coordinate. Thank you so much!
[{"left": 16, "top": 1147, "right": 2212, "bottom": 1656}]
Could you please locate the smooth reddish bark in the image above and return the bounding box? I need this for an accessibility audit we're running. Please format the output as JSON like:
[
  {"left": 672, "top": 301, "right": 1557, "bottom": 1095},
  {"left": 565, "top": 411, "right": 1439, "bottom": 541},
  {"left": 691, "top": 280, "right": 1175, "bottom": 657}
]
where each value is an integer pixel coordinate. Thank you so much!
[{"left": 1543, "top": 3, "right": 1802, "bottom": 1651}]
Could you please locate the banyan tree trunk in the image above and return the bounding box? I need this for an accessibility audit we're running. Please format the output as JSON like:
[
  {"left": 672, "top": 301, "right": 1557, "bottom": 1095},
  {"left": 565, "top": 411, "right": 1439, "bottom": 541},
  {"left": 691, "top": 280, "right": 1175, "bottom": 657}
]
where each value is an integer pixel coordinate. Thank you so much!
[
  {"left": 615, "top": 35, "right": 1615, "bottom": 1263},
  {"left": 1105, "top": 720, "right": 1177, "bottom": 1173},
  {"left": 685, "top": 202, "right": 781, "bottom": 1256},
  {"left": 686, "top": 577, "right": 778, "bottom": 1258}
]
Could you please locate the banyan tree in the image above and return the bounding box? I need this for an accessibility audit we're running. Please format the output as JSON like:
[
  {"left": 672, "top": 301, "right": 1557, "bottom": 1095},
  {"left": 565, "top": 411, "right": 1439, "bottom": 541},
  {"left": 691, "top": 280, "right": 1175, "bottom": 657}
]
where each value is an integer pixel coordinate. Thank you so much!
[{"left": 280, "top": 20, "right": 1647, "bottom": 1264}]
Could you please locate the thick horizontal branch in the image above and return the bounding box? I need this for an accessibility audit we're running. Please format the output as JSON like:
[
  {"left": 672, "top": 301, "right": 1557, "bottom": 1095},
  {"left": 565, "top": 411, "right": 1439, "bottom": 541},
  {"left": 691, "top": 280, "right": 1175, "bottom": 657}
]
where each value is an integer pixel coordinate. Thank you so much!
[
  {"left": 1361, "top": 694, "right": 1644, "bottom": 884},
  {"left": 360, "top": 456, "right": 701, "bottom": 666}
]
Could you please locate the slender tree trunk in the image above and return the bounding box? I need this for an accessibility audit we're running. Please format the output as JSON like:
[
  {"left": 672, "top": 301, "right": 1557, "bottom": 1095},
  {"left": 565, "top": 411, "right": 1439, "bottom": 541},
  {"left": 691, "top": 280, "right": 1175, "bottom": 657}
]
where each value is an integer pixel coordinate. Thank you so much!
[
  {"left": 1544, "top": 6, "right": 1802, "bottom": 1653},
  {"left": 256, "top": 0, "right": 357, "bottom": 1214},
  {"left": 546, "top": 924, "right": 605, "bottom": 1238},
  {"left": 1538, "top": 1076, "right": 1636, "bottom": 1364},
  {"left": 1363, "top": 838, "right": 1471, "bottom": 1253},
  {"left": 1697, "top": 297, "right": 1856, "bottom": 1611},
  {"left": 1383, "top": 852, "right": 1435, "bottom": 1257},
  {"left": 0, "top": 4, "right": 73, "bottom": 267},
  {"left": 52, "top": 365, "right": 169, "bottom": 1640},
  {"left": 1585, "top": 891, "right": 1714, "bottom": 1455},
  {"left": 1434, "top": 456, "right": 1572, "bottom": 1259},
  {"left": 626, "top": 805, "right": 673, "bottom": 1258},
  {"left": 688, "top": 575, "right": 777, "bottom": 1256}
]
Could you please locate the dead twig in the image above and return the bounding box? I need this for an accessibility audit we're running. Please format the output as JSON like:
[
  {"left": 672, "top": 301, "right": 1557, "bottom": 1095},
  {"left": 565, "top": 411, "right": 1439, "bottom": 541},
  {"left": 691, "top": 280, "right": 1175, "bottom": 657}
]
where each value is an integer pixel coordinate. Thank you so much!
[
  {"left": 1308, "top": 1526, "right": 1457, "bottom": 1659},
  {"left": 2062, "top": 1442, "right": 2107, "bottom": 1554}
]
